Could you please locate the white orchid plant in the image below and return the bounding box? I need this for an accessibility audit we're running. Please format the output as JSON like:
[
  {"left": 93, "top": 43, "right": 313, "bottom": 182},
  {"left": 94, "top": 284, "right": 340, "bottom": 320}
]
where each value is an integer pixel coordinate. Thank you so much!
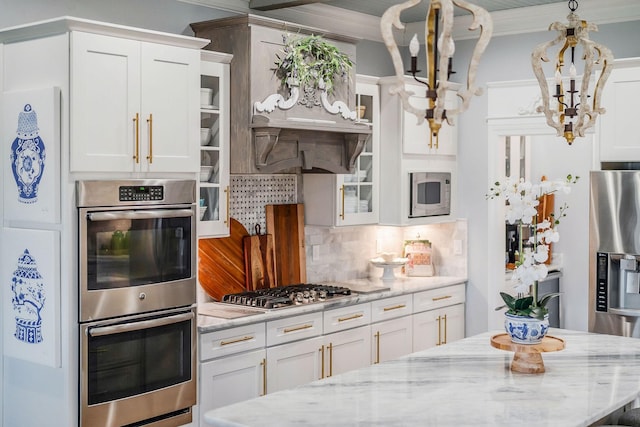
[{"left": 488, "top": 174, "right": 579, "bottom": 319}]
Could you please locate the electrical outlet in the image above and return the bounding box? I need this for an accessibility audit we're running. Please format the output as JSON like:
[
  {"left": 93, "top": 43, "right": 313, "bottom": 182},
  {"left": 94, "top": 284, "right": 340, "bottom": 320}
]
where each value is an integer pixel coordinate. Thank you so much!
[
  {"left": 453, "top": 239, "right": 463, "bottom": 255},
  {"left": 312, "top": 245, "right": 320, "bottom": 261}
]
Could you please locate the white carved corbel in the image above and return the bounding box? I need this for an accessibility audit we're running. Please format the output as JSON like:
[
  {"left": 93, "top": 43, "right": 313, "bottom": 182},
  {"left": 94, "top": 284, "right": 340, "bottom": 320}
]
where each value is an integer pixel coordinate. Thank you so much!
[{"left": 254, "top": 81, "right": 300, "bottom": 113}]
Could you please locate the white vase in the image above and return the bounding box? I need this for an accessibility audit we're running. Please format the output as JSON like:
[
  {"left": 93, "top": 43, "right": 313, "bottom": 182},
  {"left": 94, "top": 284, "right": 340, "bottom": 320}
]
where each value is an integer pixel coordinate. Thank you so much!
[{"left": 504, "top": 313, "right": 550, "bottom": 344}]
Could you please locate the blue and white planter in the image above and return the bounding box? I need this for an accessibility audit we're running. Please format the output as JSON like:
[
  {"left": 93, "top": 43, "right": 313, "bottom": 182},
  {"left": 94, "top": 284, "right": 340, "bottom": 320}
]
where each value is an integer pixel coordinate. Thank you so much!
[{"left": 504, "top": 313, "right": 549, "bottom": 344}]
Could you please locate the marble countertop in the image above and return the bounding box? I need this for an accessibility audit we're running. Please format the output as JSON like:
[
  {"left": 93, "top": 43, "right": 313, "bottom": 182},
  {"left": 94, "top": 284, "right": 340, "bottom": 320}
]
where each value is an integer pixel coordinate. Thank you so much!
[
  {"left": 197, "top": 275, "right": 467, "bottom": 333},
  {"left": 203, "top": 329, "right": 640, "bottom": 427}
]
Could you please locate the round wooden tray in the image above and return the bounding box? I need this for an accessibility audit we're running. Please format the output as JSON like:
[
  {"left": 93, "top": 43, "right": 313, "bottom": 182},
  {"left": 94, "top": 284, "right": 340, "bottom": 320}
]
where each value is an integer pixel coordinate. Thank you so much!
[{"left": 490, "top": 333, "right": 565, "bottom": 374}]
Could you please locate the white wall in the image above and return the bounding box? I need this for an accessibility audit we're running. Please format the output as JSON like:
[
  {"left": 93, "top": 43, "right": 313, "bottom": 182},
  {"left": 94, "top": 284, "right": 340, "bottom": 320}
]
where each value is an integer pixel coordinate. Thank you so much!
[{"left": 454, "top": 20, "right": 640, "bottom": 336}]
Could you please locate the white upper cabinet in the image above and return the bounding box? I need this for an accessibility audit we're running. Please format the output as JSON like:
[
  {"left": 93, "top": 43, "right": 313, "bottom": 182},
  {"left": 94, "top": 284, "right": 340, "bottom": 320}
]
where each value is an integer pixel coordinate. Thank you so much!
[
  {"left": 598, "top": 58, "right": 640, "bottom": 162},
  {"left": 70, "top": 31, "right": 200, "bottom": 173},
  {"left": 402, "top": 80, "right": 457, "bottom": 156},
  {"left": 198, "top": 51, "right": 232, "bottom": 237},
  {"left": 303, "top": 76, "right": 380, "bottom": 226}
]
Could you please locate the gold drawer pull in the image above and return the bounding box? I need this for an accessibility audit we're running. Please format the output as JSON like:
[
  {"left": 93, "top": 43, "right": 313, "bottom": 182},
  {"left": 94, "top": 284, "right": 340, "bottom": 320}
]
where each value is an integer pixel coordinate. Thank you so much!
[
  {"left": 432, "top": 295, "right": 452, "bottom": 301},
  {"left": 383, "top": 304, "right": 406, "bottom": 312},
  {"left": 338, "top": 313, "right": 363, "bottom": 322},
  {"left": 220, "top": 335, "right": 253, "bottom": 346},
  {"left": 283, "top": 324, "right": 313, "bottom": 333},
  {"left": 260, "top": 358, "right": 267, "bottom": 396}
]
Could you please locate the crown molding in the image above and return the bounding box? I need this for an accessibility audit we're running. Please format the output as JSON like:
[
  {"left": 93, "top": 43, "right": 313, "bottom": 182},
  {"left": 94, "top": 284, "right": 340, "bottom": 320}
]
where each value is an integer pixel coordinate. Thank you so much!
[{"left": 180, "top": 0, "right": 640, "bottom": 44}]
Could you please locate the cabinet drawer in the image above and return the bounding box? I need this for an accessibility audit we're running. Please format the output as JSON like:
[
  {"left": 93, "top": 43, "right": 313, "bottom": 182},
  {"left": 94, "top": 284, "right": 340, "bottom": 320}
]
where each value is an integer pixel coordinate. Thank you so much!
[
  {"left": 413, "top": 283, "right": 466, "bottom": 313},
  {"left": 324, "top": 303, "right": 371, "bottom": 334},
  {"left": 371, "top": 294, "right": 413, "bottom": 323},
  {"left": 200, "top": 323, "right": 266, "bottom": 361},
  {"left": 267, "top": 312, "right": 323, "bottom": 347}
]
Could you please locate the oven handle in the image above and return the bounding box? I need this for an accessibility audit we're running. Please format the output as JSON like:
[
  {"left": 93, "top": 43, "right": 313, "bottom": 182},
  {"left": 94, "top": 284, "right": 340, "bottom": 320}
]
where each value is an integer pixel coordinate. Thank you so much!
[
  {"left": 88, "top": 312, "right": 194, "bottom": 337},
  {"left": 87, "top": 208, "right": 194, "bottom": 222}
]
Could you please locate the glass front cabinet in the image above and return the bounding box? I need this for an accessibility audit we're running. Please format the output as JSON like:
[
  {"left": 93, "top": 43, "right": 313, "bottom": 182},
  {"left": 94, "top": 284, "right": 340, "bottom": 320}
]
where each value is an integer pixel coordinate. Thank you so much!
[
  {"left": 303, "top": 75, "right": 380, "bottom": 226},
  {"left": 198, "top": 51, "right": 232, "bottom": 237}
]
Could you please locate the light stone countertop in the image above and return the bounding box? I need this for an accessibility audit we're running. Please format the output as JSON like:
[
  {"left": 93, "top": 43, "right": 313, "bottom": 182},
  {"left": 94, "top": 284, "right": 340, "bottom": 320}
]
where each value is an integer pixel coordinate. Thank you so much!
[
  {"left": 197, "top": 275, "right": 467, "bottom": 333},
  {"left": 202, "top": 329, "right": 640, "bottom": 427}
]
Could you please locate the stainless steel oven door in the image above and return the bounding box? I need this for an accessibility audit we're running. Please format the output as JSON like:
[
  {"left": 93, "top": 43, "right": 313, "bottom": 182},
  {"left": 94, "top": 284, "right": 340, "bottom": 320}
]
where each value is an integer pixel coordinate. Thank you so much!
[
  {"left": 79, "top": 205, "right": 196, "bottom": 321},
  {"left": 80, "top": 306, "right": 196, "bottom": 427}
]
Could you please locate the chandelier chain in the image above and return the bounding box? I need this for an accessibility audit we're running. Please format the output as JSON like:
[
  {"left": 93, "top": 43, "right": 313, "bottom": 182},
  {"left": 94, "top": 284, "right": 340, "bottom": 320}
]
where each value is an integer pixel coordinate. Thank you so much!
[{"left": 568, "top": 0, "right": 578, "bottom": 12}]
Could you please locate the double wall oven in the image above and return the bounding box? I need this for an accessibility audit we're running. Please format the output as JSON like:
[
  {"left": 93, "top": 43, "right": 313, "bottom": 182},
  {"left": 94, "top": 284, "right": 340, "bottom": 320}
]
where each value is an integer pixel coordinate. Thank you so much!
[{"left": 77, "top": 179, "right": 197, "bottom": 427}]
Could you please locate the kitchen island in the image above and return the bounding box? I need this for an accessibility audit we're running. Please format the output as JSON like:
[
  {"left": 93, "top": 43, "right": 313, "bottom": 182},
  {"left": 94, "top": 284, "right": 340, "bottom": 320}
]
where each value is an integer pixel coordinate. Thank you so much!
[{"left": 203, "top": 329, "right": 640, "bottom": 427}]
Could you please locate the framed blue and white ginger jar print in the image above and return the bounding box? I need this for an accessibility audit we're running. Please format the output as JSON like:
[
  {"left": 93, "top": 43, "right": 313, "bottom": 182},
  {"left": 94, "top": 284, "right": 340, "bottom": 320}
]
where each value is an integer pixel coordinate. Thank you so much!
[
  {"left": 2, "top": 87, "right": 60, "bottom": 224},
  {"left": 2, "top": 228, "right": 60, "bottom": 368}
]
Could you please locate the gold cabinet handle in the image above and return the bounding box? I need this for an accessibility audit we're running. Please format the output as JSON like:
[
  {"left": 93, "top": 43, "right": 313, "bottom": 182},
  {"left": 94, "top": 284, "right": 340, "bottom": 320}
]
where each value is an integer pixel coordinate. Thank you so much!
[
  {"left": 319, "top": 345, "right": 325, "bottom": 379},
  {"left": 224, "top": 186, "right": 230, "bottom": 226},
  {"left": 283, "top": 324, "right": 313, "bottom": 333},
  {"left": 374, "top": 331, "right": 381, "bottom": 364},
  {"left": 339, "top": 185, "right": 345, "bottom": 220},
  {"left": 220, "top": 335, "right": 253, "bottom": 346},
  {"left": 146, "top": 113, "right": 153, "bottom": 163},
  {"left": 133, "top": 113, "right": 140, "bottom": 163},
  {"left": 383, "top": 304, "right": 406, "bottom": 312},
  {"left": 436, "top": 316, "right": 442, "bottom": 346},
  {"left": 338, "top": 313, "right": 363, "bottom": 322},
  {"left": 443, "top": 314, "right": 448, "bottom": 345},
  {"left": 432, "top": 295, "right": 452, "bottom": 301},
  {"left": 260, "top": 358, "right": 267, "bottom": 396},
  {"left": 328, "top": 342, "right": 333, "bottom": 377}
]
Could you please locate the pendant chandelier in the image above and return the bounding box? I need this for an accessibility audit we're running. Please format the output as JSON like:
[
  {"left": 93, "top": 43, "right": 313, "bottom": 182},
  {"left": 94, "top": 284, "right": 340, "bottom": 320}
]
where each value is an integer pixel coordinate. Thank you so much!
[
  {"left": 380, "top": 0, "right": 493, "bottom": 147},
  {"left": 531, "top": 0, "right": 613, "bottom": 145}
]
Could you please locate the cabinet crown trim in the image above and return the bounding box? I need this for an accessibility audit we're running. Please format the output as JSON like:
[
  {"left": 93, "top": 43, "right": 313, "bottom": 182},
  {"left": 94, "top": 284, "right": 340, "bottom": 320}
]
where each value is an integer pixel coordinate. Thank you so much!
[{"left": 0, "top": 16, "right": 209, "bottom": 49}]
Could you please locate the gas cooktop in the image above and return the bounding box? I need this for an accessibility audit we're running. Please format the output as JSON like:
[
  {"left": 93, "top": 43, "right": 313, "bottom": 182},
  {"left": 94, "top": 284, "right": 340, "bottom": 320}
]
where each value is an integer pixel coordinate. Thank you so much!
[{"left": 220, "top": 283, "right": 353, "bottom": 309}]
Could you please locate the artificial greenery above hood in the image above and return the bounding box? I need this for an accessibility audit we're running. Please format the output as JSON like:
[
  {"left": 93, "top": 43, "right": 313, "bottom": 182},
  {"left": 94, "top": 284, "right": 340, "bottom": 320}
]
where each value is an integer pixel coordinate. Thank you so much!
[{"left": 274, "top": 34, "right": 353, "bottom": 95}]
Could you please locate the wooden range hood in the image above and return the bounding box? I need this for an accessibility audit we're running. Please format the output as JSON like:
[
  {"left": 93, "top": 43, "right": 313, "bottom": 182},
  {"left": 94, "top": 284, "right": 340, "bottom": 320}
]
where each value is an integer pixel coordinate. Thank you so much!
[{"left": 191, "top": 15, "right": 371, "bottom": 174}]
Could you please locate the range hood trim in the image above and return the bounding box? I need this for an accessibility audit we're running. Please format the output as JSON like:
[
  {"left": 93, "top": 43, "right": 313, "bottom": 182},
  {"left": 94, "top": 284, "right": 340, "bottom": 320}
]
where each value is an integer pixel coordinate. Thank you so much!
[
  {"left": 251, "top": 114, "right": 373, "bottom": 135},
  {"left": 252, "top": 120, "right": 370, "bottom": 174}
]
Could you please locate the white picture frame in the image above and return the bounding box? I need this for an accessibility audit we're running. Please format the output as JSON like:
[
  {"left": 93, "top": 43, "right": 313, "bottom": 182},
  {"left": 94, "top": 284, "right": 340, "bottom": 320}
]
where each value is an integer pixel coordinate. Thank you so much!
[
  {"left": 2, "top": 228, "right": 60, "bottom": 368},
  {"left": 2, "top": 87, "right": 60, "bottom": 224}
]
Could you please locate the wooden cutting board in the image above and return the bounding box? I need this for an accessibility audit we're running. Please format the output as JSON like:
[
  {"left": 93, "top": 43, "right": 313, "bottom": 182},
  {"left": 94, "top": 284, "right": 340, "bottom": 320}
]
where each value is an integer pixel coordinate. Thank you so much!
[
  {"left": 243, "top": 225, "right": 277, "bottom": 290},
  {"left": 198, "top": 218, "right": 249, "bottom": 301},
  {"left": 265, "top": 203, "right": 306, "bottom": 286}
]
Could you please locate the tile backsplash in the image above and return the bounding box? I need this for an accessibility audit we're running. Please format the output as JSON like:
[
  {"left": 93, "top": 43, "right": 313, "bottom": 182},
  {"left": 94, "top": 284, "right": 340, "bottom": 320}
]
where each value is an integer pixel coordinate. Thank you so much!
[
  {"left": 222, "top": 174, "right": 467, "bottom": 287},
  {"left": 230, "top": 174, "right": 297, "bottom": 232},
  {"left": 305, "top": 220, "right": 468, "bottom": 282}
]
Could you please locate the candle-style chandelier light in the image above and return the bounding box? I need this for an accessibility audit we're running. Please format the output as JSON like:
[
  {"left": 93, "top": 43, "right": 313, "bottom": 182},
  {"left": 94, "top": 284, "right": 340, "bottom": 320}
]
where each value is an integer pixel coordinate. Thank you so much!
[
  {"left": 380, "top": 0, "right": 493, "bottom": 148},
  {"left": 531, "top": 0, "right": 613, "bottom": 145}
]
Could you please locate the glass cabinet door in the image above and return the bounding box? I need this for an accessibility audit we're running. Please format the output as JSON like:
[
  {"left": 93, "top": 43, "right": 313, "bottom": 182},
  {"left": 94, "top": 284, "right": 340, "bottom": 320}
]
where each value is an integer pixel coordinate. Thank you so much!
[
  {"left": 337, "top": 80, "right": 379, "bottom": 226},
  {"left": 198, "top": 52, "right": 231, "bottom": 237}
]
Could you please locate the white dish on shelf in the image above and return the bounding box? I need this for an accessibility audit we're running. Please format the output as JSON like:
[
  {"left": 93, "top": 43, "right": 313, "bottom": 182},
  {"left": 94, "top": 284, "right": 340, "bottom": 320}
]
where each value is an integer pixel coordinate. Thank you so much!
[
  {"left": 200, "top": 128, "right": 211, "bottom": 146},
  {"left": 200, "top": 88, "right": 213, "bottom": 106},
  {"left": 200, "top": 166, "right": 214, "bottom": 182},
  {"left": 201, "top": 104, "right": 217, "bottom": 110}
]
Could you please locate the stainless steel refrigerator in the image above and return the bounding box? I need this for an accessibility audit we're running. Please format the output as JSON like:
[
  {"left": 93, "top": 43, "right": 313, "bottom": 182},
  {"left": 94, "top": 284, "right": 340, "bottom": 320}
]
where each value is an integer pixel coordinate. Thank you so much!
[{"left": 590, "top": 170, "right": 640, "bottom": 337}]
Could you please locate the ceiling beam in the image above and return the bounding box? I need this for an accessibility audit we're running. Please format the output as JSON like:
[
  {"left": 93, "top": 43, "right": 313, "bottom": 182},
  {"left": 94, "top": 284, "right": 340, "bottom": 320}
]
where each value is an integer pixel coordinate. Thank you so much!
[{"left": 249, "top": 0, "right": 331, "bottom": 12}]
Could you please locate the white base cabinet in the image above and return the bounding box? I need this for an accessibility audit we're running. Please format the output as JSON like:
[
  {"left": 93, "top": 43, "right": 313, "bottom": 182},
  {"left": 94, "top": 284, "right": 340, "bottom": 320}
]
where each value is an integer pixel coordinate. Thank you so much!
[
  {"left": 322, "top": 326, "right": 371, "bottom": 377},
  {"left": 413, "top": 303, "right": 465, "bottom": 352},
  {"left": 198, "top": 323, "right": 266, "bottom": 426},
  {"left": 412, "top": 284, "right": 466, "bottom": 352},
  {"left": 266, "top": 336, "right": 324, "bottom": 393},
  {"left": 372, "top": 316, "right": 413, "bottom": 364},
  {"left": 197, "top": 282, "right": 465, "bottom": 426},
  {"left": 199, "top": 348, "right": 266, "bottom": 413}
]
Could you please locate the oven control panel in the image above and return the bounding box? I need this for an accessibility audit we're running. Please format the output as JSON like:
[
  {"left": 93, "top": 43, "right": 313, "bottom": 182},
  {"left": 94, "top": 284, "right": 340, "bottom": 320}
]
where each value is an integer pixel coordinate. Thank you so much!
[{"left": 119, "top": 185, "right": 164, "bottom": 202}]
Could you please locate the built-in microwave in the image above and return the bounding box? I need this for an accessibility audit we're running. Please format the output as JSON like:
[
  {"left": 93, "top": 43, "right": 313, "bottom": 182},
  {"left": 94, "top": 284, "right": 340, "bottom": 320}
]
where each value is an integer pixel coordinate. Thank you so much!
[{"left": 409, "top": 172, "right": 451, "bottom": 218}]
